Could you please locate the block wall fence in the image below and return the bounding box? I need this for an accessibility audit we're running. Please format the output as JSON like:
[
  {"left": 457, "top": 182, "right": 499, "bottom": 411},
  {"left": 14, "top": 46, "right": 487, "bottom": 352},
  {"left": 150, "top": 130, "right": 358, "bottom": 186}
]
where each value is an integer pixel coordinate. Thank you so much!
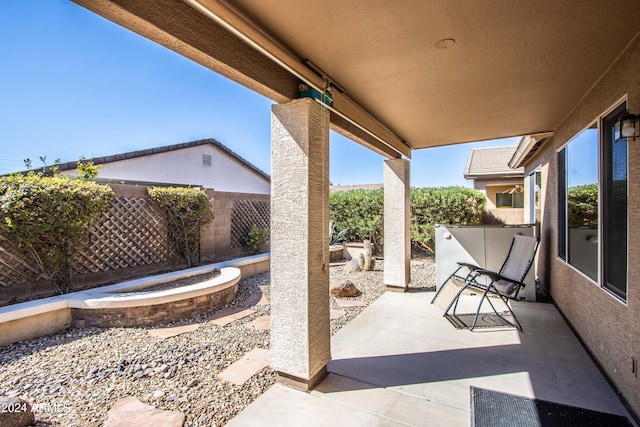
[{"left": 0, "top": 183, "right": 269, "bottom": 304}]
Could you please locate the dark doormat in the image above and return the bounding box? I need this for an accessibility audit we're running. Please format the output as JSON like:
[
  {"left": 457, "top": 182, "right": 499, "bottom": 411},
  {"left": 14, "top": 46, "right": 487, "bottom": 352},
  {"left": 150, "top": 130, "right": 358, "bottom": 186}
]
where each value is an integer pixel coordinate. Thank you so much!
[
  {"left": 445, "top": 312, "right": 514, "bottom": 330},
  {"left": 471, "top": 387, "right": 632, "bottom": 427}
]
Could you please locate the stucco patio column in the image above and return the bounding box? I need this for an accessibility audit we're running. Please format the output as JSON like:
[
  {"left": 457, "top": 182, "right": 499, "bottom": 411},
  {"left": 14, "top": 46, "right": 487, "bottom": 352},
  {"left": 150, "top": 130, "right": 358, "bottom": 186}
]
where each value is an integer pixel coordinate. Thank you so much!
[
  {"left": 270, "top": 98, "right": 330, "bottom": 390},
  {"left": 384, "top": 158, "right": 411, "bottom": 291}
]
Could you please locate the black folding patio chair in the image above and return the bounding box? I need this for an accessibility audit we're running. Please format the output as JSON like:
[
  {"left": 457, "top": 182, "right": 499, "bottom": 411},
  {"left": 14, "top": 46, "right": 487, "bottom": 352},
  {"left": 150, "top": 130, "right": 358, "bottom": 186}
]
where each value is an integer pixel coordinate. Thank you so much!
[{"left": 431, "top": 234, "right": 539, "bottom": 331}]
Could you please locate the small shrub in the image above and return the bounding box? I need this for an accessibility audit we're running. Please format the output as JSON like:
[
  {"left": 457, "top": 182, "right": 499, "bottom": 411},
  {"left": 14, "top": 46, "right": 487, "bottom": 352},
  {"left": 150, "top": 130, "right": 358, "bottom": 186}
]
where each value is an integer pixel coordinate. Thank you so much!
[
  {"left": 0, "top": 173, "right": 114, "bottom": 294},
  {"left": 76, "top": 157, "right": 102, "bottom": 180},
  {"left": 148, "top": 187, "right": 215, "bottom": 267},
  {"left": 244, "top": 224, "right": 269, "bottom": 254}
]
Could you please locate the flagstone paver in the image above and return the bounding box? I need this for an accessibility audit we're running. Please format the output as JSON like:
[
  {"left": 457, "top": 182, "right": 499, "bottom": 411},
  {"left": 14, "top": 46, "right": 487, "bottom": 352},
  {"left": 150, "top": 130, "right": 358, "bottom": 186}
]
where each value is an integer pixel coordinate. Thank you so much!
[
  {"left": 330, "top": 309, "right": 346, "bottom": 320},
  {"left": 206, "top": 308, "right": 256, "bottom": 327},
  {"left": 243, "top": 293, "right": 262, "bottom": 306},
  {"left": 148, "top": 324, "right": 201, "bottom": 339},
  {"left": 217, "top": 348, "right": 270, "bottom": 386},
  {"left": 104, "top": 397, "right": 185, "bottom": 427},
  {"left": 243, "top": 293, "right": 270, "bottom": 307},
  {"left": 334, "top": 299, "right": 367, "bottom": 308},
  {"left": 246, "top": 315, "right": 270, "bottom": 331}
]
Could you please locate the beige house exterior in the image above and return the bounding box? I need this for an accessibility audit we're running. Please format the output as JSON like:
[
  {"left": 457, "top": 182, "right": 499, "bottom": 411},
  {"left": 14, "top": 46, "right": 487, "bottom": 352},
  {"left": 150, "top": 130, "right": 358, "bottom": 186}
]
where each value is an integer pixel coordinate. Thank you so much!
[
  {"left": 509, "top": 39, "right": 640, "bottom": 414},
  {"left": 58, "top": 139, "right": 271, "bottom": 194},
  {"left": 464, "top": 146, "right": 525, "bottom": 224},
  {"left": 70, "top": 0, "right": 640, "bottom": 418}
]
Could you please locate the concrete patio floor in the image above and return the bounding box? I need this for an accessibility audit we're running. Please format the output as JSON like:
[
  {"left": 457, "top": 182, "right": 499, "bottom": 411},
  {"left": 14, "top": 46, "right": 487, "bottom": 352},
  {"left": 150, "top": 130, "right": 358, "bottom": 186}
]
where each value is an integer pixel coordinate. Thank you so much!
[{"left": 227, "top": 290, "right": 636, "bottom": 426}]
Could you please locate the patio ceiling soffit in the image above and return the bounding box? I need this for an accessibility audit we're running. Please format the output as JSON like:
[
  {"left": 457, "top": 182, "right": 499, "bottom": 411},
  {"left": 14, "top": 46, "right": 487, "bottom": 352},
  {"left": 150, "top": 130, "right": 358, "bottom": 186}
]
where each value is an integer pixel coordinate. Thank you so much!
[
  {"left": 72, "top": 0, "right": 410, "bottom": 159},
  {"left": 186, "top": 0, "right": 411, "bottom": 159}
]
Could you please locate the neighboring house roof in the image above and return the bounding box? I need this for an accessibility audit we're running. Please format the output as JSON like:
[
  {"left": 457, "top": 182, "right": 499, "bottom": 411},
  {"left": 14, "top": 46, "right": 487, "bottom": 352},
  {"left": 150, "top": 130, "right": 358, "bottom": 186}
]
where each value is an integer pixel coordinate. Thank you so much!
[
  {"left": 15, "top": 138, "right": 270, "bottom": 181},
  {"left": 330, "top": 184, "right": 383, "bottom": 192},
  {"left": 464, "top": 146, "right": 524, "bottom": 180}
]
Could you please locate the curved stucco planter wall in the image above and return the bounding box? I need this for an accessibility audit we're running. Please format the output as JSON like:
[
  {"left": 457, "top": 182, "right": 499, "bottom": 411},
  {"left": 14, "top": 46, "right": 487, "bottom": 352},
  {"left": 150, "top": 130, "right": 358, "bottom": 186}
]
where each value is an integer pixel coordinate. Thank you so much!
[
  {"left": 0, "top": 254, "right": 269, "bottom": 347},
  {"left": 69, "top": 267, "right": 240, "bottom": 328}
]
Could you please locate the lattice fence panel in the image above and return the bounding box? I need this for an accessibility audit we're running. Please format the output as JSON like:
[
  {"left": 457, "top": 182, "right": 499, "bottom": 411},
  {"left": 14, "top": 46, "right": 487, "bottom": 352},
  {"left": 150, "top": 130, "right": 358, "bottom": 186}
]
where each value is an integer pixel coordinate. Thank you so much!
[
  {"left": 231, "top": 200, "right": 270, "bottom": 248},
  {"left": 73, "top": 197, "right": 177, "bottom": 274},
  {"left": 0, "top": 234, "right": 41, "bottom": 287}
]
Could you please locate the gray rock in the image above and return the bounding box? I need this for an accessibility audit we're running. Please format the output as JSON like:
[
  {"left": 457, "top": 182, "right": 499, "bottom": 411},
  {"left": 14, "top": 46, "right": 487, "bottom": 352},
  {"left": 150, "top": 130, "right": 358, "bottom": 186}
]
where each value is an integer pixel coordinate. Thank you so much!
[
  {"left": 330, "top": 280, "right": 358, "bottom": 297},
  {"left": 343, "top": 258, "right": 361, "bottom": 273},
  {"left": 0, "top": 265, "right": 433, "bottom": 426},
  {"left": 0, "top": 397, "right": 35, "bottom": 427}
]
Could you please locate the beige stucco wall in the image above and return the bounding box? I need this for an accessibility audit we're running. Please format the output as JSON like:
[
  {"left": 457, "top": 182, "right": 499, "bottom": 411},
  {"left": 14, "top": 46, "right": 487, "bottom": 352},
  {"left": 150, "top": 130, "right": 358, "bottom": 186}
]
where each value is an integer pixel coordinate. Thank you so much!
[
  {"left": 523, "top": 36, "right": 640, "bottom": 415},
  {"left": 474, "top": 178, "right": 524, "bottom": 223},
  {"left": 0, "top": 308, "right": 71, "bottom": 347},
  {"left": 62, "top": 144, "right": 270, "bottom": 194},
  {"left": 200, "top": 190, "right": 270, "bottom": 262}
]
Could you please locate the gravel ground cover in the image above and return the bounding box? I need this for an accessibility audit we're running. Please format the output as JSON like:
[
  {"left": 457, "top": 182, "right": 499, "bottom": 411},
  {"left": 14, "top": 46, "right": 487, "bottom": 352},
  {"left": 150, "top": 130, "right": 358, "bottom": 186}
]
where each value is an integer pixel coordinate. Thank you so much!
[{"left": 0, "top": 254, "right": 435, "bottom": 426}]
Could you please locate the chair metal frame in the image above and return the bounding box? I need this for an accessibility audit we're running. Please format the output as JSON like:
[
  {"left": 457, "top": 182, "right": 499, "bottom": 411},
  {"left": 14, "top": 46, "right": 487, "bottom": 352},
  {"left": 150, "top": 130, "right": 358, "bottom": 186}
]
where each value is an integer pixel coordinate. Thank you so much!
[{"left": 431, "top": 234, "right": 539, "bottom": 331}]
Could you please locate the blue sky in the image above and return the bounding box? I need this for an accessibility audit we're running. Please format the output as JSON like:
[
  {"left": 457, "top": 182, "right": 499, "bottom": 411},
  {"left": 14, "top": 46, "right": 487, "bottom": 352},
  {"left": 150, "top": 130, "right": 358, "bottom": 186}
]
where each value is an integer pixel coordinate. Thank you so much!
[
  {"left": 567, "top": 127, "right": 598, "bottom": 187},
  {"left": 0, "top": 0, "right": 519, "bottom": 187}
]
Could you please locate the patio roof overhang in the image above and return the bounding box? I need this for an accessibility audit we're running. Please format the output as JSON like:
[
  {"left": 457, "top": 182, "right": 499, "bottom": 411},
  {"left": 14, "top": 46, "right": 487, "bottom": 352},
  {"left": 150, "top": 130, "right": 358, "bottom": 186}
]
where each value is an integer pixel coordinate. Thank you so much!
[
  {"left": 72, "top": 0, "right": 640, "bottom": 158},
  {"left": 509, "top": 132, "right": 555, "bottom": 169}
]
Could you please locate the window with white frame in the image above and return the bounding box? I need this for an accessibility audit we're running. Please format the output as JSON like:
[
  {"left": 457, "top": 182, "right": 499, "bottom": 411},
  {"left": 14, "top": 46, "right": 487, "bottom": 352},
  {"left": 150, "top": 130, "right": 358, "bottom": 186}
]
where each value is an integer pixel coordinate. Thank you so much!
[
  {"left": 496, "top": 190, "right": 524, "bottom": 208},
  {"left": 557, "top": 102, "right": 628, "bottom": 301},
  {"left": 528, "top": 170, "right": 542, "bottom": 224}
]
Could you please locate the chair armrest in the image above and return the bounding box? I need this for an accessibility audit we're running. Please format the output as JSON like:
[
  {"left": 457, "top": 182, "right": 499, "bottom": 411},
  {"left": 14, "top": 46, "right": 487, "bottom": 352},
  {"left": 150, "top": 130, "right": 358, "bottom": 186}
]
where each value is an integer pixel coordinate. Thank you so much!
[
  {"left": 475, "top": 269, "right": 525, "bottom": 288},
  {"left": 457, "top": 262, "right": 482, "bottom": 271}
]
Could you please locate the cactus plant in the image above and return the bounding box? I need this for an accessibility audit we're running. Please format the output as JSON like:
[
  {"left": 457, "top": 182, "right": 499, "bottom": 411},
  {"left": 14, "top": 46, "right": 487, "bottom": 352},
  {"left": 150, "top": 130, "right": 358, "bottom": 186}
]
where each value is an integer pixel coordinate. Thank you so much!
[
  {"left": 329, "top": 220, "right": 348, "bottom": 245},
  {"left": 358, "top": 239, "right": 375, "bottom": 271}
]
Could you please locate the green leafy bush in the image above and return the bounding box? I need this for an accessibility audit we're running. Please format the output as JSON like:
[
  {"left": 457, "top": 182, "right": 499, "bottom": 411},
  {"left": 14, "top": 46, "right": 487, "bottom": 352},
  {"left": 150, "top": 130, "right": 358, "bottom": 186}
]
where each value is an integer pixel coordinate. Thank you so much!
[
  {"left": 411, "top": 186, "right": 485, "bottom": 251},
  {"left": 244, "top": 224, "right": 269, "bottom": 254},
  {"left": 0, "top": 173, "right": 115, "bottom": 294},
  {"left": 568, "top": 184, "right": 598, "bottom": 227},
  {"left": 76, "top": 157, "right": 102, "bottom": 180},
  {"left": 329, "top": 187, "right": 486, "bottom": 252},
  {"left": 148, "top": 187, "right": 215, "bottom": 267},
  {"left": 329, "top": 189, "right": 384, "bottom": 250}
]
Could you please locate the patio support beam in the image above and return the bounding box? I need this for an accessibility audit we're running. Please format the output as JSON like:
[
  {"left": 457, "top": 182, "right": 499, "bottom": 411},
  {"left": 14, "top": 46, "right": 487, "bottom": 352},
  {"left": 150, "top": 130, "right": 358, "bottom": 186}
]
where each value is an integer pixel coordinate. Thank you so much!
[
  {"left": 71, "top": 0, "right": 410, "bottom": 160},
  {"left": 270, "top": 98, "right": 330, "bottom": 391},
  {"left": 384, "top": 159, "right": 411, "bottom": 291}
]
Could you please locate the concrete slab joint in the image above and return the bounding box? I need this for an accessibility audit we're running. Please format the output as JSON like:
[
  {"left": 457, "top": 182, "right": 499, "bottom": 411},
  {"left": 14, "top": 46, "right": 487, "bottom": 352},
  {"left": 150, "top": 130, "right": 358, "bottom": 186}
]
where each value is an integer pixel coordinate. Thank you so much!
[
  {"left": 384, "top": 159, "right": 411, "bottom": 290},
  {"left": 270, "top": 98, "right": 330, "bottom": 389}
]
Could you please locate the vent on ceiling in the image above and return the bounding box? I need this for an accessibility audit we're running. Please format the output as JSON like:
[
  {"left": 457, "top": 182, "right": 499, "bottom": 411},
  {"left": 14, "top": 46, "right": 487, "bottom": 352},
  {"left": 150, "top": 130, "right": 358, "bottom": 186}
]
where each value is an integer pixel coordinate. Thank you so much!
[{"left": 202, "top": 154, "right": 212, "bottom": 166}]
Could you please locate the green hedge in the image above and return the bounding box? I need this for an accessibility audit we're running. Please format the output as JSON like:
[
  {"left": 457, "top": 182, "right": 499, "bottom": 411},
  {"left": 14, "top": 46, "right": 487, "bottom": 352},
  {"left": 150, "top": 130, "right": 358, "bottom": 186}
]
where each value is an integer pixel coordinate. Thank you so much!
[
  {"left": 568, "top": 184, "right": 598, "bottom": 227},
  {"left": 329, "top": 189, "right": 384, "bottom": 250},
  {"left": 329, "top": 187, "right": 486, "bottom": 252},
  {"left": 0, "top": 173, "right": 115, "bottom": 294},
  {"left": 410, "top": 187, "right": 485, "bottom": 251},
  {"left": 148, "top": 187, "right": 215, "bottom": 267}
]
